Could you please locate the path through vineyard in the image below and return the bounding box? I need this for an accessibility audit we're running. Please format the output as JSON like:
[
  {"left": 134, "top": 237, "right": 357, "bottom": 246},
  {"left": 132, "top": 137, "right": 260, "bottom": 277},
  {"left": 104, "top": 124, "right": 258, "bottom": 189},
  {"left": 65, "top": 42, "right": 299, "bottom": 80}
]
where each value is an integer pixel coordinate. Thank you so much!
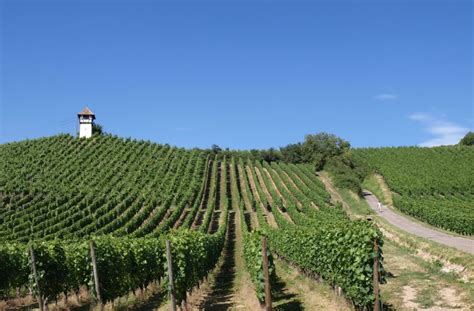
[
  {"left": 190, "top": 161, "right": 351, "bottom": 310},
  {"left": 199, "top": 211, "right": 237, "bottom": 310},
  {"left": 364, "top": 191, "right": 474, "bottom": 254},
  {"left": 320, "top": 175, "right": 473, "bottom": 310},
  {"left": 194, "top": 209, "right": 337, "bottom": 310}
]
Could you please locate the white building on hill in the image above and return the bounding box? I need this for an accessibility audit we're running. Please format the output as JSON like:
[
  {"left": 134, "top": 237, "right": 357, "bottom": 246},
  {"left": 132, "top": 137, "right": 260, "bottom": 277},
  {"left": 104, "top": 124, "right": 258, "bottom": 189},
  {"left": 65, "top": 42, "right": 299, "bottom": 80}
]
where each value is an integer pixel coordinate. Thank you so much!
[{"left": 78, "top": 107, "right": 95, "bottom": 138}]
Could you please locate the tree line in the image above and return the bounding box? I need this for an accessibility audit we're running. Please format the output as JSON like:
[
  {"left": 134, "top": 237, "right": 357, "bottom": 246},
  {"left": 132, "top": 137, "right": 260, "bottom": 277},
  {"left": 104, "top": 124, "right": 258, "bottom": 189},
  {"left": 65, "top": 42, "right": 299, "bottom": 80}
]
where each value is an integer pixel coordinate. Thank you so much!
[{"left": 209, "top": 132, "right": 369, "bottom": 194}]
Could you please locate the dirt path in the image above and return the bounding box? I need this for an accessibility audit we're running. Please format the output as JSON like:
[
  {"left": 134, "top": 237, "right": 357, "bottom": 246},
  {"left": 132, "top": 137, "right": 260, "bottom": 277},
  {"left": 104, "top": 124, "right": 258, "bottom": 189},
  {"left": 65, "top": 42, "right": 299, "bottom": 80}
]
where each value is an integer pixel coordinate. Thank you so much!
[
  {"left": 187, "top": 210, "right": 261, "bottom": 311},
  {"left": 364, "top": 191, "right": 474, "bottom": 255},
  {"left": 198, "top": 211, "right": 237, "bottom": 309}
]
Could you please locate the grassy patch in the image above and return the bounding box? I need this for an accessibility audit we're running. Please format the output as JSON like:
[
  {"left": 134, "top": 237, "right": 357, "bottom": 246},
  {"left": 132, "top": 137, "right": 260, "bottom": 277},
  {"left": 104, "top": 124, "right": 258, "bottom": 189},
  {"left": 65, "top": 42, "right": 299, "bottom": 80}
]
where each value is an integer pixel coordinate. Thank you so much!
[
  {"left": 379, "top": 239, "right": 462, "bottom": 310},
  {"left": 338, "top": 188, "right": 373, "bottom": 216},
  {"left": 378, "top": 217, "right": 474, "bottom": 272},
  {"left": 362, "top": 174, "right": 392, "bottom": 206},
  {"left": 414, "top": 286, "right": 439, "bottom": 308},
  {"left": 380, "top": 227, "right": 474, "bottom": 308}
]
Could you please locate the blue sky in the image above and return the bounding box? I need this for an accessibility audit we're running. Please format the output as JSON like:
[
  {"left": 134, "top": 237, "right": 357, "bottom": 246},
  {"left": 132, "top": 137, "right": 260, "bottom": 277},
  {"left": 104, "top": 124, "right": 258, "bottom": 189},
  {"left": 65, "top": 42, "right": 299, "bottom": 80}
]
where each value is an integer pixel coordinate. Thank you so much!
[{"left": 1, "top": 0, "right": 472, "bottom": 149}]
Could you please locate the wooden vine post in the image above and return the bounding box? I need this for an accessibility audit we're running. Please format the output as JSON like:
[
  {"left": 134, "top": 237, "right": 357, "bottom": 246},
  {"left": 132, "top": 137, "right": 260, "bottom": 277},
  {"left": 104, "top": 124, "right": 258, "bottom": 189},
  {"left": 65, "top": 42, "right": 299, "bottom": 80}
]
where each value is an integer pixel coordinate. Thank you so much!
[
  {"left": 166, "top": 240, "right": 177, "bottom": 311},
  {"left": 261, "top": 236, "right": 272, "bottom": 311},
  {"left": 29, "top": 245, "right": 44, "bottom": 311},
  {"left": 89, "top": 241, "right": 103, "bottom": 311},
  {"left": 373, "top": 237, "right": 380, "bottom": 311}
]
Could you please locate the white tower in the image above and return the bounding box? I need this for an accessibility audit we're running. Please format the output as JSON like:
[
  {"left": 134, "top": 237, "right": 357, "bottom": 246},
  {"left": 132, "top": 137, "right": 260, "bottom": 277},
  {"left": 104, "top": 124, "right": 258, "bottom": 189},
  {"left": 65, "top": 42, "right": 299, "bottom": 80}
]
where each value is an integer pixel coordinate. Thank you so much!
[{"left": 78, "top": 107, "right": 96, "bottom": 138}]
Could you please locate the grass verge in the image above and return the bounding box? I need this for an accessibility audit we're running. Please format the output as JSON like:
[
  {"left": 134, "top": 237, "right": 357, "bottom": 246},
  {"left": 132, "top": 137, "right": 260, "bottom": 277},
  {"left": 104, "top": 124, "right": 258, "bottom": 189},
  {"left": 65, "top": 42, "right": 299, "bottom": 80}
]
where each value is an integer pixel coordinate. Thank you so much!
[
  {"left": 362, "top": 173, "right": 393, "bottom": 206},
  {"left": 321, "top": 174, "right": 474, "bottom": 310}
]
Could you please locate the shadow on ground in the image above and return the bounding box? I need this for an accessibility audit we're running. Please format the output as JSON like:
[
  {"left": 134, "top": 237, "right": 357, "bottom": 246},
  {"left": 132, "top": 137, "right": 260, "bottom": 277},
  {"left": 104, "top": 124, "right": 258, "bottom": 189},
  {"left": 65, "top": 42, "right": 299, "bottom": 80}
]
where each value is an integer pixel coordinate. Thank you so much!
[
  {"left": 199, "top": 212, "right": 236, "bottom": 310},
  {"left": 130, "top": 288, "right": 167, "bottom": 311},
  {"left": 271, "top": 273, "right": 303, "bottom": 311}
]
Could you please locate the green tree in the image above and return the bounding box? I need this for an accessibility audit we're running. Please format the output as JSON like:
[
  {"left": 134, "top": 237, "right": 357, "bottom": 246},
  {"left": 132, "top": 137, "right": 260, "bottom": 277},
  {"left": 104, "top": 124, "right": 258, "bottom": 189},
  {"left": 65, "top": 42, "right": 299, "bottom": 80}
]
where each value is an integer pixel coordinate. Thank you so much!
[
  {"left": 92, "top": 123, "right": 104, "bottom": 136},
  {"left": 280, "top": 143, "right": 304, "bottom": 163},
  {"left": 259, "top": 148, "right": 281, "bottom": 162},
  {"left": 302, "top": 133, "right": 350, "bottom": 170},
  {"left": 459, "top": 132, "right": 474, "bottom": 146},
  {"left": 211, "top": 144, "right": 222, "bottom": 154}
]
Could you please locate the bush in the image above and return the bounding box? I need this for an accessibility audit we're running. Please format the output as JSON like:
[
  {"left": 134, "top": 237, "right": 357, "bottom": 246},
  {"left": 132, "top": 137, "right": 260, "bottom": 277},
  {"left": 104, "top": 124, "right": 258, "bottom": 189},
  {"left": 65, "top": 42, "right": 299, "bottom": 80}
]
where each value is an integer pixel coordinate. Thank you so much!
[{"left": 324, "top": 154, "right": 367, "bottom": 194}]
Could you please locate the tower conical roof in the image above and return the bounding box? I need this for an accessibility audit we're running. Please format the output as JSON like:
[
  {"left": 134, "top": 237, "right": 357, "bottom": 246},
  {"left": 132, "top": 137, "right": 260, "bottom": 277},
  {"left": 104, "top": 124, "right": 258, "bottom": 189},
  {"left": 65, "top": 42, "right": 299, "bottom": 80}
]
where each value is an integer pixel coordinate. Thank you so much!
[{"left": 78, "top": 107, "right": 95, "bottom": 117}]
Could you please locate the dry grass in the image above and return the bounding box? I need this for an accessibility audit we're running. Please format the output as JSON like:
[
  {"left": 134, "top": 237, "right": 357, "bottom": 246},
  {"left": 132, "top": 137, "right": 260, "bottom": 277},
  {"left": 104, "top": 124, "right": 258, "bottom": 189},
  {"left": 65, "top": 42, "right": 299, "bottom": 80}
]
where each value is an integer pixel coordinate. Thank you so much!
[
  {"left": 273, "top": 258, "right": 352, "bottom": 311},
  {"left": 321, "top": 174, "right": 474, "bottom": 311},
  {"left": 0, "top": 288, "right": 93, "bottom": 311}
]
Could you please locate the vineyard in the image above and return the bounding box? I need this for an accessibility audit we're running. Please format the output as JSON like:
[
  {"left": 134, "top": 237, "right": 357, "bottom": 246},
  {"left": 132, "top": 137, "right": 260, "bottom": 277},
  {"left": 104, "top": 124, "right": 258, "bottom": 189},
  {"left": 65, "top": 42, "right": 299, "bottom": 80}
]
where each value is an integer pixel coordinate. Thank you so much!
[
  {"left": 353, "top": 146, "right": 474, "bottom": 235},
  {"left": 0, "top": 135, "right": 383, "bottom": 309}
]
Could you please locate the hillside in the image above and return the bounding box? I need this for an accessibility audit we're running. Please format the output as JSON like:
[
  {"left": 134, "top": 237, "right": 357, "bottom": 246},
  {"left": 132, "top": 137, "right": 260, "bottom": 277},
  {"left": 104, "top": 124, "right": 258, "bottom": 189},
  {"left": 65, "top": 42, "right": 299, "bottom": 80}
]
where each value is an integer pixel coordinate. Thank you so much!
[
  {"left": 0, "top": 135, "right": 381, "bottom": 309},
  {"left": 0, "top": 134, "right": 208, "bottom": 240},
  {"left": 353, "top": 146, "right": 474, "bottom": 235}
]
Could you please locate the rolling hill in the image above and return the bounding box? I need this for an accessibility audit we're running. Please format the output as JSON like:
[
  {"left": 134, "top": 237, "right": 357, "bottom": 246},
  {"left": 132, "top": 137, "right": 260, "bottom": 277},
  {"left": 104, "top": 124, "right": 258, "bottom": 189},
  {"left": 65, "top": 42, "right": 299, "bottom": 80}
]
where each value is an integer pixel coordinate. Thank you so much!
[{"left": 0, "top": 134, "right": 381, "bottom": 308}]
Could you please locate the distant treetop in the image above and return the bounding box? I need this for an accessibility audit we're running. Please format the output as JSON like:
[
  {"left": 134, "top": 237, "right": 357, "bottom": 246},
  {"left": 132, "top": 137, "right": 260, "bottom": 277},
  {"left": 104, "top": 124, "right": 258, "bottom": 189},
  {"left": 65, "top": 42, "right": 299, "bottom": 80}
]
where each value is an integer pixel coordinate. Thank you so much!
[{"left": 459, "top": 131, "right": 474, "bottom": 146}]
